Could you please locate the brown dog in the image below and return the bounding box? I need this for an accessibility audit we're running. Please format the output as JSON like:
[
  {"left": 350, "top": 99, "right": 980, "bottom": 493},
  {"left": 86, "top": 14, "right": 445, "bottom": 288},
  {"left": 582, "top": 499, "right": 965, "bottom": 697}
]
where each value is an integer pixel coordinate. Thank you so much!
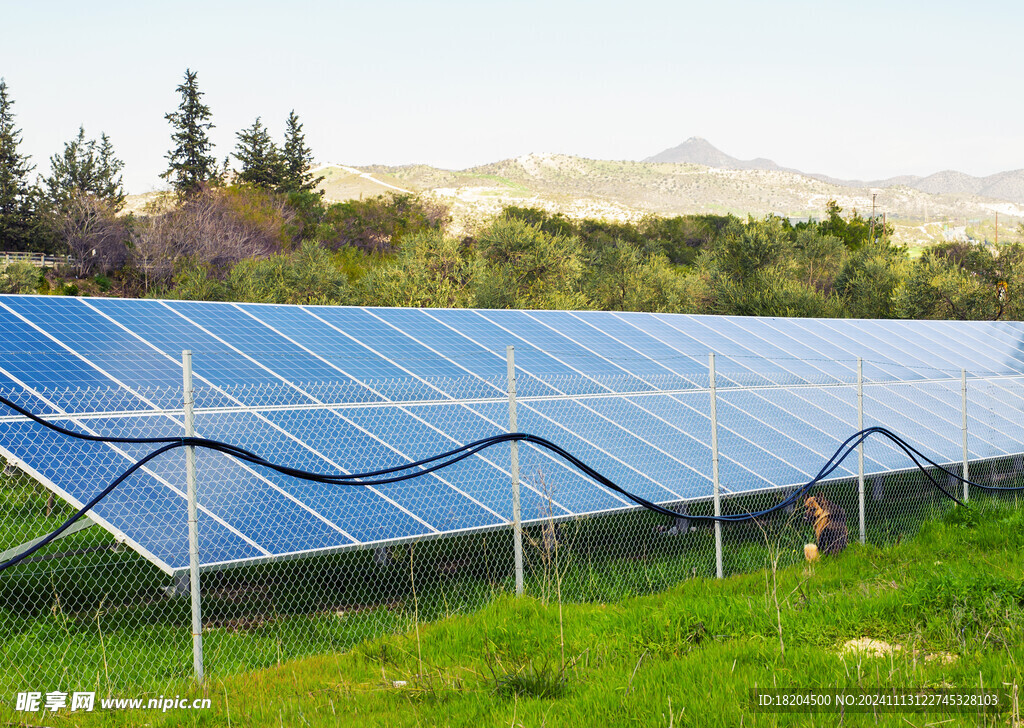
[{"left": 804, "top": 496, "right": 848, "bottom": 555}]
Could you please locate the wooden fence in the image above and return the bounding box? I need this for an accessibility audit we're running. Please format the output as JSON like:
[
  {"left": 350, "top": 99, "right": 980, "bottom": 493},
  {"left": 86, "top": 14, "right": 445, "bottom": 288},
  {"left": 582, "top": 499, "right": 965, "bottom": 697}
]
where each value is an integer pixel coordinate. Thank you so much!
[{"left": 0, "top": 252, "right": 72, "bottom": 268}]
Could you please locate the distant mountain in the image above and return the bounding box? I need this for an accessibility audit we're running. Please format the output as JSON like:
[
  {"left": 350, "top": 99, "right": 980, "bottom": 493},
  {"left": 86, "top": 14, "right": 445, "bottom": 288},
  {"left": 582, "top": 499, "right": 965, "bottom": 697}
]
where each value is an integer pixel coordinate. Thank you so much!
[
  {"left": 646, "top": 138, "right": 1024, "bottom": 205},
  {"left": 644, "top": 137, "right": 788, "bottom": 172}
]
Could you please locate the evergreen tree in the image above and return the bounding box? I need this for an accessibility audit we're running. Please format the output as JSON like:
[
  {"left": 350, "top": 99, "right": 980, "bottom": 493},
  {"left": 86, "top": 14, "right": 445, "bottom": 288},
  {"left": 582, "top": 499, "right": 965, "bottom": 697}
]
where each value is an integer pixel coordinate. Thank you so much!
[
  {"left": 162, "top": 69, "right": 216, "bottom": 196},
  {"left": 44, "top": 126, "right": 125, "bottom": 211},
  {"left": 279, "top": 110, "right": 323, "bottom": 194},
  {"left": 233, "top": 117, "right": 283, "bottom": 189},
  {"left": 0, "top": 79, "right": 38, "bottom": 250},
  {"left": 96, "top": 133, "right": 125, "bottom": 207}
]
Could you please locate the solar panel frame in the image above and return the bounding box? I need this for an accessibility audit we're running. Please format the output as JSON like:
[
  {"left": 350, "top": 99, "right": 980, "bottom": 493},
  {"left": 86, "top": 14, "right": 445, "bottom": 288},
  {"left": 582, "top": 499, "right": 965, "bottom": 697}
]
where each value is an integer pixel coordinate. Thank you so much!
[{"left": 2, "top": 294, "right": 1024, "bottom": 576}]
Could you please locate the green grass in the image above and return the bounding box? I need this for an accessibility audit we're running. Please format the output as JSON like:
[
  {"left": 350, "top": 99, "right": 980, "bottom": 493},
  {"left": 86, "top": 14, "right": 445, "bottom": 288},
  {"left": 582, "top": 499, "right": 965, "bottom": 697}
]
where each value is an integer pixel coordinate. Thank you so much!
[
  {"left": 3, "top": 496, "right": 1023, "bottom": 727},
  {"left": 0, "top": 463, "right": 1007, "bottom": 693},
  {"left": 454, "top": 172, "right": 530, "bottom": 192}
]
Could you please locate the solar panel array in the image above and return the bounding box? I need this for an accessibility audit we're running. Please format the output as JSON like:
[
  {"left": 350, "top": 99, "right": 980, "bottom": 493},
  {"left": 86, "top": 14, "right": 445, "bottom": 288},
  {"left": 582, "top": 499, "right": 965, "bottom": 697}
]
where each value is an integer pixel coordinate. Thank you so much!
[{"left": 1, "top": 293, "right": 1024, "bottom": 575}]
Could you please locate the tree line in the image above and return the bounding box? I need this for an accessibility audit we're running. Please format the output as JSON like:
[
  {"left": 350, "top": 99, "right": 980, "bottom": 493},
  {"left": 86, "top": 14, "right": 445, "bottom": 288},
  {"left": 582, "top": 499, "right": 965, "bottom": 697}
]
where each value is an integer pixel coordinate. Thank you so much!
[
  {"left": 5, "top": 185, "right": 1018, "bottom": 322},
  {"left": 1, "top": 71, "right": 1022, "bottom": 322},
  {"left": 0, "top": 69, "right": 322, "bottom": 267}
]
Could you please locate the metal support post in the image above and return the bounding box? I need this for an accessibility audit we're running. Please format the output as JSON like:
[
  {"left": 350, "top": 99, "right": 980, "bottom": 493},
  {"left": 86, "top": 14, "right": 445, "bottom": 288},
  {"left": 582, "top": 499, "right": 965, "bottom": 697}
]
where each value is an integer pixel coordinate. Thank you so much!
[
  {"left": 709, "top": 353, "right": 723, "bottom": 579},
  {"left": 961, "top": 369, "right": 969, "bottom": 502},
  {"left": 857, "top": 358, "right": 865, "bottom": 545},
  {"left": 506, "top": 346, "right": 524, "bottom": 596},
  {"left": 182, "top": 351, "right": 204, "bottom": 684}
]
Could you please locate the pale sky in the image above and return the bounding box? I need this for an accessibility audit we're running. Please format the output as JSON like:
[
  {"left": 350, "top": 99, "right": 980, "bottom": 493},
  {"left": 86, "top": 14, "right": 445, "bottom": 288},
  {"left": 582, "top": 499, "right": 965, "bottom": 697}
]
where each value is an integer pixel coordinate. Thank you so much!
[{"left": 4, "top": 0, "right": 1022, "bottom": 193}]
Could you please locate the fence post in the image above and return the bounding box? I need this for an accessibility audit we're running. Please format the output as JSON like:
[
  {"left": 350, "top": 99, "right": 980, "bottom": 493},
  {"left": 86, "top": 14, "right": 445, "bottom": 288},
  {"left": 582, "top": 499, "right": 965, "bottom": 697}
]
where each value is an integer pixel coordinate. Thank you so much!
[
  {"left": 709, "top": 353, "right": 723, "bottom": 579},
  {"left": 182, "top": 350, "right": 204, "bottom": 684},
  {"left": 857, "top": 358, "right": 865, "bottom": 545},
  {"left": 962, "top": 368, "right": 969, "bottom": 503},
  {"left": 506, "top": 346, "right": 524, "bottom": 596}
]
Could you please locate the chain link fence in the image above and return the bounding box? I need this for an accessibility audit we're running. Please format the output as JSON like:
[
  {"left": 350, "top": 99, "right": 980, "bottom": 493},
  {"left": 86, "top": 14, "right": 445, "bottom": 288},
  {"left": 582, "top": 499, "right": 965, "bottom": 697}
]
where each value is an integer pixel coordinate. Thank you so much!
[{"left": 1, "top": 351, "right": 1022, "bottom": 698}]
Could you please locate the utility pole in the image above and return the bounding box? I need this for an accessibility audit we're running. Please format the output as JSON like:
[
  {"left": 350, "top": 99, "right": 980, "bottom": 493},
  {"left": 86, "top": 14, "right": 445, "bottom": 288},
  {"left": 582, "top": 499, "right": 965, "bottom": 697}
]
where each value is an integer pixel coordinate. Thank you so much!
[
  {"left": 870, "top": 193, "right": 877, "bottom": 242},
  {"left": 995, "top": 212, "right": 999, "bottom": 246}
]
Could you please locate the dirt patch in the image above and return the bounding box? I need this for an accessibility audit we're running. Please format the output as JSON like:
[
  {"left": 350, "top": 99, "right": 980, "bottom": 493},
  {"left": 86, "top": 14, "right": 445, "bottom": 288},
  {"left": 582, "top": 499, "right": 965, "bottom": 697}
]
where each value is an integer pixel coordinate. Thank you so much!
[
  {"left": 842, "top": 637, "right": 901, "bottom": 658},
  {"left": 840, "top": 638, "right": 957, "bottom": 664},
  {"left": 923, "top": 651, "right": 958, "bottom": 664}
]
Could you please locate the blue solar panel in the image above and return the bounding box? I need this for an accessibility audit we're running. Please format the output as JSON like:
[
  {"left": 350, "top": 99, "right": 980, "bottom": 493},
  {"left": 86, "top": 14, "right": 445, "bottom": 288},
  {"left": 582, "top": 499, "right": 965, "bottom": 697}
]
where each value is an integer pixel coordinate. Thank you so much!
[{"left": 2, "top": 293, "right": 1024, "bottom": 575}]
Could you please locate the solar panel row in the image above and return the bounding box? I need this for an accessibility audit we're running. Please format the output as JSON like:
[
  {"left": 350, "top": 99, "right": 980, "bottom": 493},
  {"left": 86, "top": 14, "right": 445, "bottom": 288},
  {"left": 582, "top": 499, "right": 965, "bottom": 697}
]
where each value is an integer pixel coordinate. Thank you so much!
[{"left": 0, "top": 294, "right": 1022, "bottom": 574}]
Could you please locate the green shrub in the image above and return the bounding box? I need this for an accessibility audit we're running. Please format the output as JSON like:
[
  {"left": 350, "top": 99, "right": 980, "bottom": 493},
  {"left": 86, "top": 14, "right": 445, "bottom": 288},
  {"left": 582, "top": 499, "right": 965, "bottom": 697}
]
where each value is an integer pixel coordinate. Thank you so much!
[
  {"left": 224, "top": 242, "right": 352, "bottom": 305},
  {"left": 474, "top": 217, "right": 587, "bottom": 310},
  {"left": 319, "top": 193, "right": 449, "bottom": 253},
  {"left": 0, "top": 261, "right": 40, "bottom": 294}
]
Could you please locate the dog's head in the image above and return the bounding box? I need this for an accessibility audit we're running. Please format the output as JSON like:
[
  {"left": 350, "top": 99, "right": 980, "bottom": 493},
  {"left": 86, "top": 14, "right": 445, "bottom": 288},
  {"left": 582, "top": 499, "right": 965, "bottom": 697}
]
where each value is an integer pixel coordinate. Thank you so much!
[{"left": 804, "top": 496, "right": 827, "bottom": 524}]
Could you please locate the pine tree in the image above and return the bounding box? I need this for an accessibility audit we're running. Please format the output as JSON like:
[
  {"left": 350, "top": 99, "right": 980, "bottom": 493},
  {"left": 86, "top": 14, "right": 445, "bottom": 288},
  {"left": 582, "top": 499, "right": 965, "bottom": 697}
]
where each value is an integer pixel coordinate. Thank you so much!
[
  {"left": 233, "top": 117, "right": 284, "bottom": 189},
  {"left": 162, "top": 69, "right": 216, "bottom": 196},
  {"left": 0, "top": 79, "right": 38, "bottom": 250},
  {"left": 44, "top": 126, "right": 125, "bottom": 211},
  {"left": 279, "top": 110, "right": 323, "bottom": 194},
  {"left": 96, "top": 133, "right": 125, "bottom": 208}
]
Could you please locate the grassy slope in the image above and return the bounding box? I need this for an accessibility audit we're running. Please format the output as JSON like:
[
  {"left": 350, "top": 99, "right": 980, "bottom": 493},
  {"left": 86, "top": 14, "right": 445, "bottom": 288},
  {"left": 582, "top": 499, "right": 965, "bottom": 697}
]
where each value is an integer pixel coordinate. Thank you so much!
[
  {"left": 317, "top": 166, "right": 415, "bottom": 202},
  {"left": 15, "top": 502, "right": 1023, "bottom": 728}
]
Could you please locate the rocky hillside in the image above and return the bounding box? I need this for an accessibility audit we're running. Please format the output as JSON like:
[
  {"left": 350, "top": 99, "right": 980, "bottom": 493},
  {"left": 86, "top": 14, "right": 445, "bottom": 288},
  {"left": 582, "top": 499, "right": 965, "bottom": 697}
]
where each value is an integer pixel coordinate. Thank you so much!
[{"left": 360, "top": 153, "right": 1024, "bottom": 245}]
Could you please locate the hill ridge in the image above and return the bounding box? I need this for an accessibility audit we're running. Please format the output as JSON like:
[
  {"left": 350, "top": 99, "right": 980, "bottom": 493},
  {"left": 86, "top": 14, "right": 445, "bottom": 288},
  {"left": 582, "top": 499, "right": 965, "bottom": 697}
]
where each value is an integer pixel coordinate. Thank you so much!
[
  {"left": 351, "top": 152, "right": 1024, "bottom": 246},
  {"left": 646, "top": 138, "right": 1024, "bottom": 205}
]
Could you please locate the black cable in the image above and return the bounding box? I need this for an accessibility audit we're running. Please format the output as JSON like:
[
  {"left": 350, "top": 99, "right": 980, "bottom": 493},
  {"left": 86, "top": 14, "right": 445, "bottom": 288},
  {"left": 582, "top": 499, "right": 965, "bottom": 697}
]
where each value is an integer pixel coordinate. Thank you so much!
[
  {"left": 2, "top": 393, "right": 1022, "bottom": 573},
  {"left": 1, "top": 442, "right": 182, "bottom": 572}
]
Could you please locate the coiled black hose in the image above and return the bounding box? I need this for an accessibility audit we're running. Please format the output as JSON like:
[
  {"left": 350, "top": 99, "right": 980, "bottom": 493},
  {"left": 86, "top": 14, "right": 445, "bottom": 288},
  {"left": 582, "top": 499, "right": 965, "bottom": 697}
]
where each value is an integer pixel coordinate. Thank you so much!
[{"left": 1, "top": 393, "right": 1021, "bottom": 573}]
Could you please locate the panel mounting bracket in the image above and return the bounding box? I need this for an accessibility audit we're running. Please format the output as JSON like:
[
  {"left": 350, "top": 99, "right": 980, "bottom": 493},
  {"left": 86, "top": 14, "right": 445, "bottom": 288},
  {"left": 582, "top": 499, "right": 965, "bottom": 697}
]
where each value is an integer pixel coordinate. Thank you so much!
[{"left": 0, "top": 515, "right": 96, "bottom": 564}]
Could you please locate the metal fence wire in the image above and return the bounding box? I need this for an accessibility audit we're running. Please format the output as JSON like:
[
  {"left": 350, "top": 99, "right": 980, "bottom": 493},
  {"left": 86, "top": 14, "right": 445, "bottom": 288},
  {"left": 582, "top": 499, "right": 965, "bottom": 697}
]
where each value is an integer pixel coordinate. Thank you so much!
[{"left": 0, "top": 350, "right": 1022, "bottom": 696}]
